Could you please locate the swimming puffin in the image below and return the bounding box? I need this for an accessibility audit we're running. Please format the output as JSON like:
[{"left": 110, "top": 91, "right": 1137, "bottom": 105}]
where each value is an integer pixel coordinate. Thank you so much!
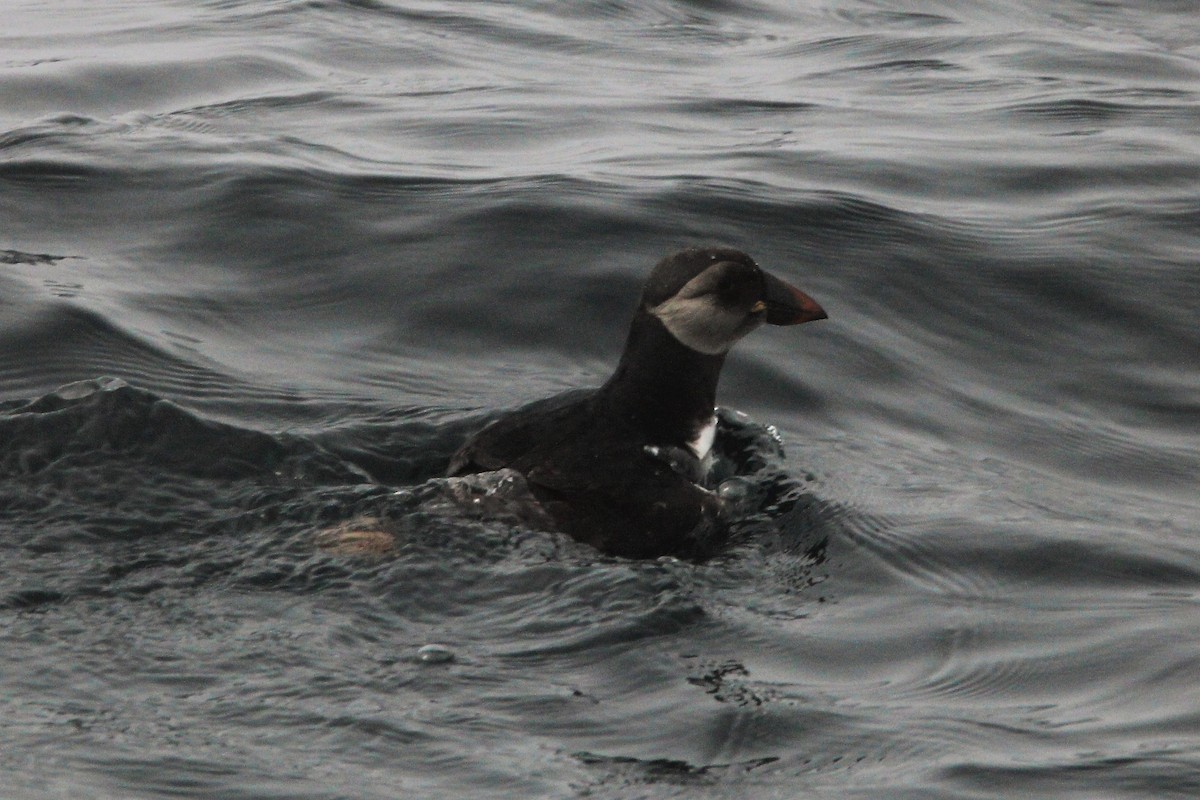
[{"left": 447, "top": 247, "right": 826, "bottom": 559}]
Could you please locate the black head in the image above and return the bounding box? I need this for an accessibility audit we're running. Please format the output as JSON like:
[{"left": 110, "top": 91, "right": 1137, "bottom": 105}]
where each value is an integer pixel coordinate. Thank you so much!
[{"left": 640, "top": 247, "right": 826, "bottom": 355}]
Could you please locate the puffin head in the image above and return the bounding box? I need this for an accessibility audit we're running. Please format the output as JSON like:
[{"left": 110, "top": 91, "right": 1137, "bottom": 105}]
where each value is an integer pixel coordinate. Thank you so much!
[{"left": 640, "top": 247, "right": 827, "bottom": 355}]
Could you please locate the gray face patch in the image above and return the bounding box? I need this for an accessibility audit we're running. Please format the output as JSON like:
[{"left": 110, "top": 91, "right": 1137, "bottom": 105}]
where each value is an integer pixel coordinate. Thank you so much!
[{"left": 649, "top": 266, "right": 763, "bottom": 355}]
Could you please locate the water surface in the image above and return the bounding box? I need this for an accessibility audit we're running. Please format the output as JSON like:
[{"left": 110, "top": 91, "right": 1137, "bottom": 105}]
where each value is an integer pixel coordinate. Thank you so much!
[{"left": 2, "top": 1, "right": 1199, "bottom": 797}]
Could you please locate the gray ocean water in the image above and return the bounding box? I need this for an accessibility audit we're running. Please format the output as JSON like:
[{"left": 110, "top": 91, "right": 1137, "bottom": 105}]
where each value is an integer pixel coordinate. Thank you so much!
[{"left": 3, "top": 1, "right": 1199, "bottom": 798}]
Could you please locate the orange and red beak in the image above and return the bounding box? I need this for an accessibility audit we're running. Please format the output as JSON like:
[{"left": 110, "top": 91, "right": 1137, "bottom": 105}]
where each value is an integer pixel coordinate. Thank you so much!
[{"left": 762, "top": 271, "right": 827, "bottom": 325}]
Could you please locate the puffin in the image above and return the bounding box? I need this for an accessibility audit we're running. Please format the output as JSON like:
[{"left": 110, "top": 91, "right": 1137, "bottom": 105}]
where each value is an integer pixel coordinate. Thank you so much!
[{"left": 447, "top": 247, "right": 826, "bottom": 558}]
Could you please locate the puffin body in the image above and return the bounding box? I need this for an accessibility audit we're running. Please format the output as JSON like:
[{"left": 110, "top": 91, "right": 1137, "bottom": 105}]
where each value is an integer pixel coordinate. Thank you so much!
[{"left": 447, "top": 247, "right": 826, "bottom": 558}]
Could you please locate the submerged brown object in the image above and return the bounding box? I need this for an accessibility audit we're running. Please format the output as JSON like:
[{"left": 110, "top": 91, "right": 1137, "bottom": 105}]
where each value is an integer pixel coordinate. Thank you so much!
[{"left": 315, "top": 518, "right": 397, "bottom": 556}]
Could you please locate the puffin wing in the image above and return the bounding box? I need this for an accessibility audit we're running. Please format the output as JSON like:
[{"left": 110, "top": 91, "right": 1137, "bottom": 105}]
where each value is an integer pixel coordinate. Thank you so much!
[
  {"left": 522, "top": 442, "right": 725, "bottom": 559},
  {"left": 447, "top": 389, "right": 596, "bottom": 476}
]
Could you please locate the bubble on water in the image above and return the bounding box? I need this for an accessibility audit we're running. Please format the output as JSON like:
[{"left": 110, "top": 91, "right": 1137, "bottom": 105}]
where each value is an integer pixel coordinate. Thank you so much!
[
  {"left": 51, "top": 376, "right": 129, "bottom": 400},
  {"left": 718, "top": 477, "right": 751, "bottom": 503},
  {"left": 417, "top": 644, "right": 455, "bottom": 664}
]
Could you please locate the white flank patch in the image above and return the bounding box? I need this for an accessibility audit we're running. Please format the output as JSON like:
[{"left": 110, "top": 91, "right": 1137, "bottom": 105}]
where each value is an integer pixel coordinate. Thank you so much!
[{"left": 688, "top": 415, "right": 717, "bottom": 460}]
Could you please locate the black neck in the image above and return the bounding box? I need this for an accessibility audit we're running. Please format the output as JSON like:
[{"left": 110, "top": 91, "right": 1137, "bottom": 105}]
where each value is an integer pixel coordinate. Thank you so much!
[{"left": 597, "top": 309, "right": 725, "bottom": 444}]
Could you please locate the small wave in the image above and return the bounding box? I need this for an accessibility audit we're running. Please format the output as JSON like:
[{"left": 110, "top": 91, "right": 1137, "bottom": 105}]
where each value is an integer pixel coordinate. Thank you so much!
[
  {"left": 574, "top": 749, "right": 778, "bottom": 789},
  {"left": 839, "top": 57, "right": 965, "bottom": 74},
  {"left": 0, "top": 377, "right": 359, "bottom": 482},
  {"left": 669, "top": 97, "right": 819, "bottom": 115},
  {"left": 0, "top": 303, "right": 260, "bottom": 405},
  {"left": 829, "top": 9, "right": 956, "bottom": 29},
  {"left": 941, "top": 746, "right": 1200, "bottom": 798},
  {"left": 0, "top": 249, "right": 74, "bottom": 266},
  {"left": 1006, "top": 97, "right": 1180, "bottom": 124}
]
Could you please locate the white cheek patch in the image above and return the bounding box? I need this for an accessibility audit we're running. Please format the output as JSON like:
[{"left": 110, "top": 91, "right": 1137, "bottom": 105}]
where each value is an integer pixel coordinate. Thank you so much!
[
  {"left": 688, "top": 415, "right": 717, "bottom": 461},
  {"left": 650, "top": 295, "right": 750, "bottom": 355}
]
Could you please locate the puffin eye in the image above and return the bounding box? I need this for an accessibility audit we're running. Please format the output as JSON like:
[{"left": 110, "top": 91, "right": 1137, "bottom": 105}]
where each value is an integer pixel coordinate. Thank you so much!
[{"left": 711, "top": 266, "right": 761, "bottom": 309}]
